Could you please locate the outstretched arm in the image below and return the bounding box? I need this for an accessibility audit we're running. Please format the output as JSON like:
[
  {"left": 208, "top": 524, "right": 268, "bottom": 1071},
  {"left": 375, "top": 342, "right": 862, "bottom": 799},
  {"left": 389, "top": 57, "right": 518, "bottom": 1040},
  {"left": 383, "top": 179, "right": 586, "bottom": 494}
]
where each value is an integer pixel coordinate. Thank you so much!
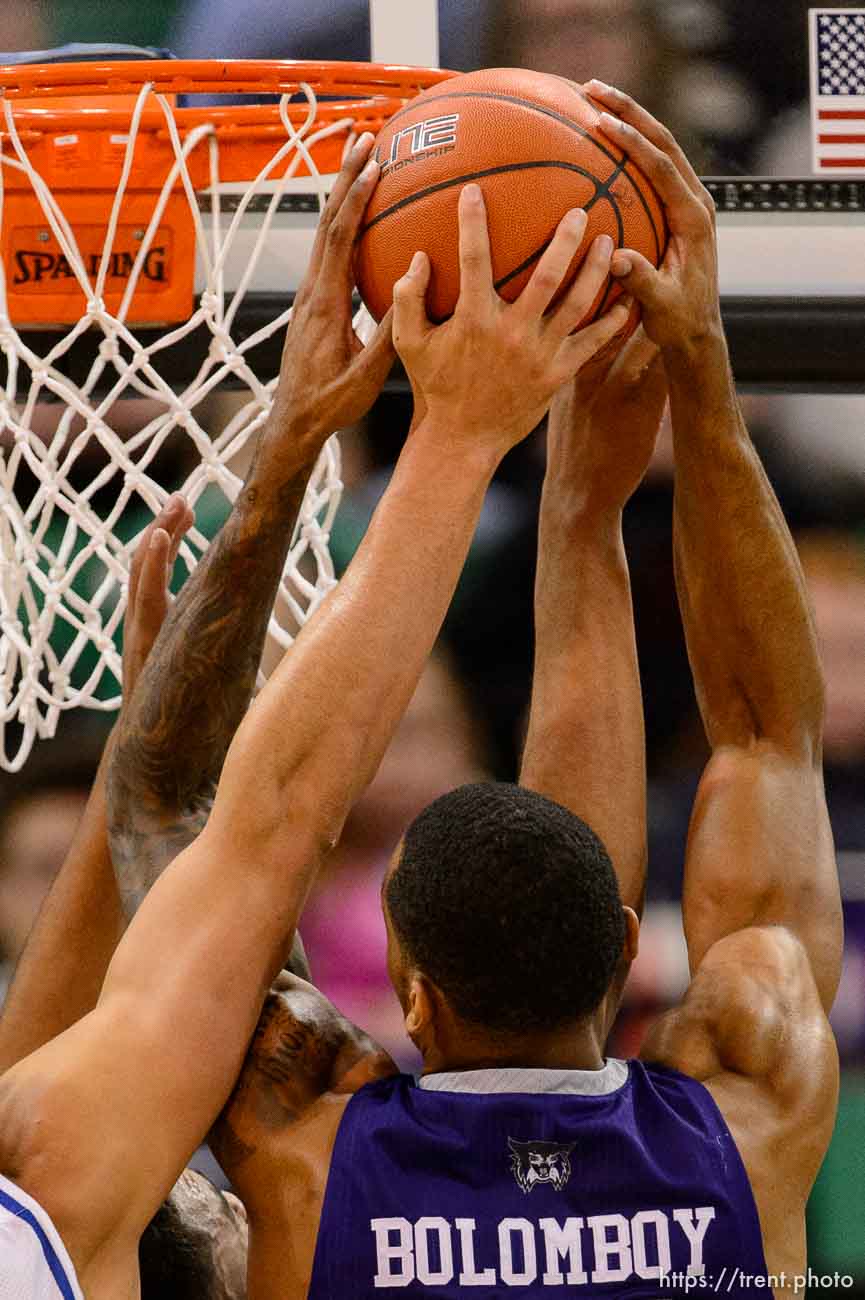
[
  {"left": 108, "top": 133, "right": 395, "bottom": 923},
  {"left": 592, "top": 83, "right": 842, "bottom": 1013},
  {"left": 520, "top": 323, "right": 667, "bottom": 916},
  {"left": 0, "top": 189, "right": 629, "bottom": 1278},
  {"left": 0, "top": 505, "right": 190, "bottom": 1074}
]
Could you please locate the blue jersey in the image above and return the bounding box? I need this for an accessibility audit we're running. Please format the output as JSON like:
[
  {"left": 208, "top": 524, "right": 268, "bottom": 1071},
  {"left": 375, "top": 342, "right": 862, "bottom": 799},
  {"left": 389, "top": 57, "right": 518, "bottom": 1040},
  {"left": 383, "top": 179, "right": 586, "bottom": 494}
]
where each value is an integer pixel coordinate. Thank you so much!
[{"left": 308, "top": 1060, "right": 769, "bottom": 1297}]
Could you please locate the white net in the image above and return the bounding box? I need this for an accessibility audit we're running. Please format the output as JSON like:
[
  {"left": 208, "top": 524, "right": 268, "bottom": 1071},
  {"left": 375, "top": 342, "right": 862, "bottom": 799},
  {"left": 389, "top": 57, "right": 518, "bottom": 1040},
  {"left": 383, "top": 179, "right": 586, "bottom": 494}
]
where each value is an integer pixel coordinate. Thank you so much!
[{"left": 0, "top": 77, "right": 377, "bottom": 771}]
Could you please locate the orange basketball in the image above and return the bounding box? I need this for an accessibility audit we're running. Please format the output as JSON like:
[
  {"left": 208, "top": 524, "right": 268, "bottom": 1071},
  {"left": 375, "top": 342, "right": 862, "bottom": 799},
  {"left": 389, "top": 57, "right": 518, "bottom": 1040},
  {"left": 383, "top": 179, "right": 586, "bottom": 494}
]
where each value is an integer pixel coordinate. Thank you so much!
[{"left": 355, "top": 67, "right": 667, "bottom": 326}]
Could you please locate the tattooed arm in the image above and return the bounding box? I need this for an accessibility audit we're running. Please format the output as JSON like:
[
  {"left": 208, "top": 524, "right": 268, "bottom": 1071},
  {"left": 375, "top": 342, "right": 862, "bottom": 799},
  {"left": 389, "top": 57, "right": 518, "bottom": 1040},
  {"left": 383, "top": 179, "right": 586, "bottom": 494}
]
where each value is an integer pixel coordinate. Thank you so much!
[
  {"left": 107, "top": 133, "right": 395, "bottom": 922},
  {"left": 107, "top": 457, "right": 320, "bottom": 917}
]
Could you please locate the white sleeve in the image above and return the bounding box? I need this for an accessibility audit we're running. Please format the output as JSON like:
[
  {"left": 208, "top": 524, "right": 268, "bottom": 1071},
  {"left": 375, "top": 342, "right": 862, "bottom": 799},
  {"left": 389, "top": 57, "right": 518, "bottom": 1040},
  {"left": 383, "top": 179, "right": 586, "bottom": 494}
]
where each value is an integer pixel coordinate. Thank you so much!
[{"left": 0, "top": 1175, "right": 84, "bottom": 1300}]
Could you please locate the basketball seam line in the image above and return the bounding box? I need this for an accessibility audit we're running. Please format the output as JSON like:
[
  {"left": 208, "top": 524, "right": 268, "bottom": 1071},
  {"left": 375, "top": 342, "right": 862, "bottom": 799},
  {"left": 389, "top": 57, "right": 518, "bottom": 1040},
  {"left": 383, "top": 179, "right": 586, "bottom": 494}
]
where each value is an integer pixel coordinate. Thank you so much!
[
  {"left": 587, "top": 160, "right": 626, "bottom": 318},
  {"left": 621, "top": 160, "right": 664, "bottom": 262},
  {"left": 493, "top": 159, "right": 628, "bottom": 295},
  {"left": 364, "top": 159, "right": 626, "bottom": 236},
  {"left": 371, "top": 88, "right": 662, "bottom": 262}
]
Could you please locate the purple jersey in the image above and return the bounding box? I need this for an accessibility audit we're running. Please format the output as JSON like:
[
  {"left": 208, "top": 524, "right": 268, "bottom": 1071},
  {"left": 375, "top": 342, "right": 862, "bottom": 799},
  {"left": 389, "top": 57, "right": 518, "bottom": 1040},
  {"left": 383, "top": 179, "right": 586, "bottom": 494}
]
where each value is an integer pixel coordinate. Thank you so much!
[{"left": 308, "top": 1059, "right": 769, "bottom": 1297}]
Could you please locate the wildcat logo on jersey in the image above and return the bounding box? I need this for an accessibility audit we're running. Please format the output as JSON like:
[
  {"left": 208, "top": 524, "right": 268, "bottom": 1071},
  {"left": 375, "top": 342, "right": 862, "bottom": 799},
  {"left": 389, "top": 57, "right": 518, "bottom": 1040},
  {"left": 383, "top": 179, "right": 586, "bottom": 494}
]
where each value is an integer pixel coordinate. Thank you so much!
[{"left": 508, "top": 1138, "right": 575, "bottom": 1194}]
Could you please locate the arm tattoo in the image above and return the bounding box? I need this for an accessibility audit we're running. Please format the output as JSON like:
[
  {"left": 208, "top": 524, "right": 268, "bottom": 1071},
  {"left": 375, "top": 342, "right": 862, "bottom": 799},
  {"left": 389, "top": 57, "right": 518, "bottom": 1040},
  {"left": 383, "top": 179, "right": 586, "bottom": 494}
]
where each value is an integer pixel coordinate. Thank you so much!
[
  {"left": 211, "top": 991, "right": 341, "bottom": 1168},
  {"left": 108, "top": 458, "right": 317, "bottom": 917},
  {"left": 110, "top": 804, "right": 211, "bottom": 919},
  {"left": 211, "top": 987, "right": 395, "bottom": 1170}
]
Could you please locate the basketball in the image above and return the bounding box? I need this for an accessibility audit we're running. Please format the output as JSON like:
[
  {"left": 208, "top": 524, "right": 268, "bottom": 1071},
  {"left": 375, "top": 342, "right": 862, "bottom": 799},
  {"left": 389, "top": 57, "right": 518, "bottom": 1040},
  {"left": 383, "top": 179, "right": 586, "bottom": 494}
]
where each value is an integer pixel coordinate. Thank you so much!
[{"left": 355, "top": 67, "right": 668, "bottom": 325}]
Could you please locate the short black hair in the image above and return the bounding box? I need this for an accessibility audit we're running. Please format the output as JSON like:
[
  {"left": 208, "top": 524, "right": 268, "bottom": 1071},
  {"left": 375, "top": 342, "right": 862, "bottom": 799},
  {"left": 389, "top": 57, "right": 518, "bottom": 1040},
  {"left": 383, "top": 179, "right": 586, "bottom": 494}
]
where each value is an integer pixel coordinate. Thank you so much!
[
  {"left": 386, "top": 783, "right": 626, "bottom": 1035},
  {"left": 139, "top": 1194, "right": 218, "bottom": 1299}
]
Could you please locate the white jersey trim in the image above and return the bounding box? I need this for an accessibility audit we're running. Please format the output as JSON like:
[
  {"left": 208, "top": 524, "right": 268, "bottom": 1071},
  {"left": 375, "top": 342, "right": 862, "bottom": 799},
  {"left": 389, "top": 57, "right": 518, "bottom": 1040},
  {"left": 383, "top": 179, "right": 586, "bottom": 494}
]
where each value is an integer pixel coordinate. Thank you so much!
[
  {"left": 418, "top": 1058, "right": 630, "bottom": 1096},
  {"left": 0, "top": 1172, "right": 84, "bottom": 1300}
]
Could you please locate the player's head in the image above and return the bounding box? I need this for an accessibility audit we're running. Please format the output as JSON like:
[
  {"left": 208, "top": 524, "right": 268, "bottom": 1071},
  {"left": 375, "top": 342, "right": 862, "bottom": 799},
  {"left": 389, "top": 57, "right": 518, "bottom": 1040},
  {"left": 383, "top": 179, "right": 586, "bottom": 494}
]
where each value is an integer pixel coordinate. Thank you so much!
[
  {"left": 383, "top": 782, "right": 638, "bottom": 1058},
  {"left": 139, "top": 1170, "right": 248, "bottom": 1300}
]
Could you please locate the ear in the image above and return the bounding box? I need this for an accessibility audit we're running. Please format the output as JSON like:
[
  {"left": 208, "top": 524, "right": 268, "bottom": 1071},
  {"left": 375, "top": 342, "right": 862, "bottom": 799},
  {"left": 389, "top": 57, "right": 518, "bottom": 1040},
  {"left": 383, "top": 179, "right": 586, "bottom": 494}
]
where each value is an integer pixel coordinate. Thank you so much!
[
  {"left": 507, "top": 1138, "right": 524, "bottom": 1156},
  {"left": 622, "top": 906, "right": 640, "bottom": 964},
  {"left": 404, "top": 972, "right": 436, "bottom": 1041}
]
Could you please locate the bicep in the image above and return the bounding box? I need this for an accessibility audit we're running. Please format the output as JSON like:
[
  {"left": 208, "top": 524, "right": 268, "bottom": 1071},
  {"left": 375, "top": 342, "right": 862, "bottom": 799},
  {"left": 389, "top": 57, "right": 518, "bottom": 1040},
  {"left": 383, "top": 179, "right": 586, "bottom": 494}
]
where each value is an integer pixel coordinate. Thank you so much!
[{"left": 680, "top": 746, "right": 842, "bottom": 1012}]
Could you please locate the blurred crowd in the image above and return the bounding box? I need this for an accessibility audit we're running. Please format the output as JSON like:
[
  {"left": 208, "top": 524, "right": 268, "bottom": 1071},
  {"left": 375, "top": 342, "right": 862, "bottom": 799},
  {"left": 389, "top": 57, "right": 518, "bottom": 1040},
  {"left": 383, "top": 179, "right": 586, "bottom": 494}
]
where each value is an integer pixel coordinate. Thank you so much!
[{"left": 0, "top": 0, "right": 863, "bottom": 1286}]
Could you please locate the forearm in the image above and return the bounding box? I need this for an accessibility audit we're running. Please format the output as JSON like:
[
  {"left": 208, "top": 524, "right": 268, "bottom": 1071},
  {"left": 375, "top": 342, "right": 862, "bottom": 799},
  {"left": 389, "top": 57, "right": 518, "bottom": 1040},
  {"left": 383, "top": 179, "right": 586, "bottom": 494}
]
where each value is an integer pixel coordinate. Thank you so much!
[
  {"left": 669, "top": 336, "right": 839, "bottom": 997},
  {"left": 521, "top": 500, "right": 646, "bottom": 914},
  {"left": 0, "top": 735, "right": 125, "bottom": 1074},
  {"left": 667, "top": 334, "right": 824, "bottom": 759},
  {"left": 108, "top": 424, "right": 324, "bottom": 915},
  {"left": 207, "top": 423, "right": 499, "bottom": 871}
]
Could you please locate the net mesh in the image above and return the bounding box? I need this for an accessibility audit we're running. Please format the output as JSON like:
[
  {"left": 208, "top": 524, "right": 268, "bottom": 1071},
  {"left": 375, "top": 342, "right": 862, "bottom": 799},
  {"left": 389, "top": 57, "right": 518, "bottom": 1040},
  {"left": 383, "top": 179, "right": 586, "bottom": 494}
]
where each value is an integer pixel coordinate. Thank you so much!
[{"left": 0, "top": 77, "right": 377, "bottom": 771}]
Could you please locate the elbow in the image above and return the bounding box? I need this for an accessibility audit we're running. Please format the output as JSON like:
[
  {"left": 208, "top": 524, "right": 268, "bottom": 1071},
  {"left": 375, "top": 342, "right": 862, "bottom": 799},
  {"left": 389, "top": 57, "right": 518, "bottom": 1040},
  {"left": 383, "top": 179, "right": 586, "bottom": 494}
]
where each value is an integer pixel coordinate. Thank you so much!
[
  {"left": 770, "top": 641, "right": 827, "bottom": 766},
  {"left": 707, "top": 687, "right": 826, "bottom": 769},
  {"left": 783, "top": 642, "right": 827, "bottom": 763},
  {"left": 779, "top": 692, "right": 825, "bottom": 768}
]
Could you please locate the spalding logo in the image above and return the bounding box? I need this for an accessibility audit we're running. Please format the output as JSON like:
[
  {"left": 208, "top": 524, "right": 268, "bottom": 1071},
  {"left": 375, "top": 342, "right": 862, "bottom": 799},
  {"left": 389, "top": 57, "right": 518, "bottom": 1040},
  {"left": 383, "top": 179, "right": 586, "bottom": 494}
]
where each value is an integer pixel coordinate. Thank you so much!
[
  {"left": 507, "top": 1138, "right": 575, "bottom": 1195},
  {"left": 13, "top": 247, "right": 168, "bottom": 286},
  {"left": 378, "top": 113, "right": 460, "bottom": 174}
]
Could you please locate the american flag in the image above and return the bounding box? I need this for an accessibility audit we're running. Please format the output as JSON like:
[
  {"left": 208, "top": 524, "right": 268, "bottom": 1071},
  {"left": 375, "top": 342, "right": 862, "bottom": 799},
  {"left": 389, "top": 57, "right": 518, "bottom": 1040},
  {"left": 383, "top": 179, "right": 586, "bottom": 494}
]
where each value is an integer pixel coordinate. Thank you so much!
[{"left": 810, "top": 8, "right": 865, "bottom": 172}]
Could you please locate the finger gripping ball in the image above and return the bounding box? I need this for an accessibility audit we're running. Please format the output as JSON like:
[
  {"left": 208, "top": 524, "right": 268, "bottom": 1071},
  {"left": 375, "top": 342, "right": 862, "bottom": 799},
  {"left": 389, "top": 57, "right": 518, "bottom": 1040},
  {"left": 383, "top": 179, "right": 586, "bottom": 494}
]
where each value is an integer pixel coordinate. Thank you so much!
[{"left": 355, "top": 67, "right": 668, "bottom": 325}]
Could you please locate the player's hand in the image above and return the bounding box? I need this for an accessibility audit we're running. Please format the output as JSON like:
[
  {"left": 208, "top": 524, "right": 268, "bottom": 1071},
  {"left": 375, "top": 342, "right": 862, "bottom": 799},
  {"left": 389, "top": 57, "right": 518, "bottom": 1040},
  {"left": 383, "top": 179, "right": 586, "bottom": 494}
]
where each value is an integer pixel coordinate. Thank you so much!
[
  {"left": 547, "top": 325, "right": 667, "bottom": 517},
  {"left": 122, "top": 494, "right": 194, "bottom": 697},
  {"left": 392, "top": 183, "right": 633, "bottom": 456},
  {"left": 270, "top": 133, "right": 396, "bottom": 446},
  {"left": 589, "top": 82, "right": 722, "bottom": 354}
]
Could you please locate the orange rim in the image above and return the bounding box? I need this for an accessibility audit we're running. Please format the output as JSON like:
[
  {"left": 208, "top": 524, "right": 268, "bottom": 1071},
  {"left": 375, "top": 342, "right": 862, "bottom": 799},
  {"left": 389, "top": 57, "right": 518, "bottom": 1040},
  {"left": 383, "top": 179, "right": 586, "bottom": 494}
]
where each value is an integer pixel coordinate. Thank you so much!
[
  {"left": 0, "top": 99, "right": 421, "bottom": 141},
  {"left": 0, "top": 60, "right": 455, "bottom": 328},
  {"left": 0, "top": 58, "right": 454, "bottom": 103}
]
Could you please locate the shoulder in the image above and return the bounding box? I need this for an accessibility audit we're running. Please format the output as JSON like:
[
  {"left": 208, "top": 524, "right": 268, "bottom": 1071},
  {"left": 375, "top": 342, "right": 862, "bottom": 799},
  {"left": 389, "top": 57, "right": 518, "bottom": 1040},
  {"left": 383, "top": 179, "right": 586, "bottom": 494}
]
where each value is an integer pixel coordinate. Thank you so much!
[
  {"left": 639, "top": 925, "right": 837, "bottom": 1149},
  {"left": 642, "top": 927, "right": 839, "bottom": 1268},
  {"left": 641, "top": 926, "right": 838, "bottom": 1206},
  {"left": 642, "top": 926, "right": 837, "bottom": 1105}
]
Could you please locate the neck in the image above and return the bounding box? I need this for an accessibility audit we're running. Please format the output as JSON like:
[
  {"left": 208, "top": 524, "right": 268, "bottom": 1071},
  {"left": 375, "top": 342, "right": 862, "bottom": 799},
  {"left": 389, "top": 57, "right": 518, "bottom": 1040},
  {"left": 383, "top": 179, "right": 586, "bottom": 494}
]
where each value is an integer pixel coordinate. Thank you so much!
[{"left": 420, "top": 1022, "right": 606, "bottom": 1075}]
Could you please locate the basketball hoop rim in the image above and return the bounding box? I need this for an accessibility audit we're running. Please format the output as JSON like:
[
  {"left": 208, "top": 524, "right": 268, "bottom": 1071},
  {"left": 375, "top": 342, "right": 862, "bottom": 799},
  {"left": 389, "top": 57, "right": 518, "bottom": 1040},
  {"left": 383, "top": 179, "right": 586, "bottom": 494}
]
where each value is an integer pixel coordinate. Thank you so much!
[{"left": 0, "top": 58, "right": 454, "bottom": 103}]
